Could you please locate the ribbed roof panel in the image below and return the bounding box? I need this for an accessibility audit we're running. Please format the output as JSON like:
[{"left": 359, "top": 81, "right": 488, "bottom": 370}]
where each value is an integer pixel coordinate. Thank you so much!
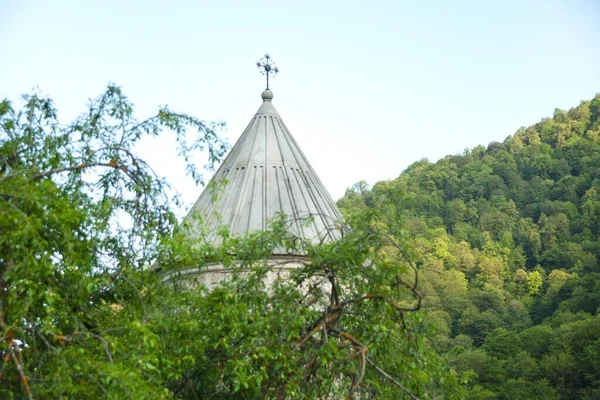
[{"left": 183, "top": 92, "right": 344, "bottom": 253}]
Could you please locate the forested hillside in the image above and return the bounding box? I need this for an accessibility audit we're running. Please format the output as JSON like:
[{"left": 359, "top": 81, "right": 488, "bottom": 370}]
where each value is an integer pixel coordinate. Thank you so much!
[{"left": 337, "top": 94, "right": 600, "bottom": 399}]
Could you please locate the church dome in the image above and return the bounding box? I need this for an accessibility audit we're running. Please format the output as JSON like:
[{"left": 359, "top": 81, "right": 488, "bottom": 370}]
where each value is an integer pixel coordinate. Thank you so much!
[{"left": 182, "top": 89, "right": 345, "bottom": 253}]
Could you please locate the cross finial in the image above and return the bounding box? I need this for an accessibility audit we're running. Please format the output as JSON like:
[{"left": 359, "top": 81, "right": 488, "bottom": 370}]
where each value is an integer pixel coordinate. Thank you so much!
[{"left": 256, "top": 53, "right": 279, "bottom": 90}]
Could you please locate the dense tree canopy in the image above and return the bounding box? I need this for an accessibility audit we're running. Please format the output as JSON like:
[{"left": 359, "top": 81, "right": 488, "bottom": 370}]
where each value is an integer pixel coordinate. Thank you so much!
[
  {"left": 1, "top": 87, "right": 463, "bottom": 399},
  {"left": 0, "top": 86, "right": 229, "bottom": 398},
  {"left": 337, "top": 94, "right": 600, "bottom": 399},
  {"left": 5, "top": 84, "right": 599, "bottom": 399}
]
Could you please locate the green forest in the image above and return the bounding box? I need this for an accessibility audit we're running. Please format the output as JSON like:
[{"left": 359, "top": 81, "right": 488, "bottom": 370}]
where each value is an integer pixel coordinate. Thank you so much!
[
  {"left": 2, "top": 86, "right": 600, "bottom": 399},
  {"left": 337, "top": 94, "right": 600, "bottom": 399}
]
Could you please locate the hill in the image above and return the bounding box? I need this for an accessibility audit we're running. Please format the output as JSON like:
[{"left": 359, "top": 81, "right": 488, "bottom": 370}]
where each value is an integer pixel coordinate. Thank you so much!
[{"left": 337, "top": 94, "right": 600, "bottom": 399}]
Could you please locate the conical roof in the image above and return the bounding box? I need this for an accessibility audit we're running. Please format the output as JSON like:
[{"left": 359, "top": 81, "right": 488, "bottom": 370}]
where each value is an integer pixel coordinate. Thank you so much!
[{"left": 183, "top": 89, "right": 344, "bottom": 252}]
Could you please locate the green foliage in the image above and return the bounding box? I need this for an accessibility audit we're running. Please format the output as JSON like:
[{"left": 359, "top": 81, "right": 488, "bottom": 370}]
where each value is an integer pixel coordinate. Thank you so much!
[
  {"left": 527, "top": 270, "right": 544, "bottom": 295},
  {"left": 0, "top": 85, "right": 229, "bottom": 398},
  {"left": 0, "top": 87, "right": 464, "bottom": 399},
  {"left": 155, "top": 216, "right": 465, "bottom": 399},
  {"left": 338, "top": 94, "right": 600, "bottom": 399}
]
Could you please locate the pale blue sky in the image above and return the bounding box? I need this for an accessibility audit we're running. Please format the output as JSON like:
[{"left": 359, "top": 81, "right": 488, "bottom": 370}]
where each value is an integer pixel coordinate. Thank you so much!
[{"left": 2, "top": 0, "right": 599, "bottom": 211}]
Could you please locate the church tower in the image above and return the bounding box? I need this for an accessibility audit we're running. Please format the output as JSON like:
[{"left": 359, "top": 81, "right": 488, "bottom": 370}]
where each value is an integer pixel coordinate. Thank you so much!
[{"left": 172, "top": 55, "right": 344, "bottom": 285}]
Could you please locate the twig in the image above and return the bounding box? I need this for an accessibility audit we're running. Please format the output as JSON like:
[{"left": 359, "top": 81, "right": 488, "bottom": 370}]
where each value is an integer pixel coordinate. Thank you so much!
[
  {"left": 91, "top": 334, "right": 113, "bottom": 364},
  {"left": 115, "top": 276, "right": 147, "bottom": 320},
  {"left": 92, "top": 376, "right": 109, "bottom": 396},
  {"left": 339, "top": 293, "right": 381, "bottom": 307},
  {"left": 386, "top": 236, "right": 419, "bottom": 290},
  {"left": 172, "top": 367, "right": 198, "bottom": 397},
  {"left": 9, "top": 345, "right": 33, "bottom": 400},
  {"left": 0, "top": 352, "right": 8, "bottom": 379},
  {"left": 24, "top": 323, "right": 56, "bottom": 352},
  {"left": 33, "top": 162, "right": 116, "bottom": 180},
  {"left": 295, "top": 307, "right": 342, "bottom": 349},
  {"left": 366, "top": 357, "right": 420, "bottom": 400}
]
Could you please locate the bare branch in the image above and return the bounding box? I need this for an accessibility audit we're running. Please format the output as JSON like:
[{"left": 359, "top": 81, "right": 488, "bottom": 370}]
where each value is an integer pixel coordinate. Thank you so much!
[
  {"left": 24, "top": 323, "right": 56, "bottom": 352},
  {"left": 366, "top": 357, "right": 420, "bottom": 400},
  {"left": 339, "top": 293, "right": 381, "bottom": 307},
  {"left": 113, "top": 275, "right": 147, "bottom": 320},
  {"left": 0, "top": 352, "right": 8, "bottom": 380},
  {"left": 33, "top": 162, "right": 117, "bottom": 180},
  {"left": 9, "top": 343, "right": 33, "bottom": 400},
  {"left": 91, "top": 334, "right": 114, "bottom": 364},
  {"left": 385, "top": 236, "right": 419, "bottom": 290}
]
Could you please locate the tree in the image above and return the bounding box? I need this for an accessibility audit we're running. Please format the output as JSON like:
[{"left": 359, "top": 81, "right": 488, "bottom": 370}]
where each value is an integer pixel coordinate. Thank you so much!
[
  {"left": 158, "top": 214, "right": 466, "bottom": 399},
  {"left": 1, "top": 87, "right": 464, "bottom": 399},
  {"left": 0, "top": 85, "right": 228, "bottom": 398},
  {"left": 526, "top": 270, "right": 543, "bottom": 295}
]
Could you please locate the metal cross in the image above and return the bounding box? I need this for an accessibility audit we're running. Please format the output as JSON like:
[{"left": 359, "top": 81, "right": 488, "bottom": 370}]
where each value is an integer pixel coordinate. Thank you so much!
[{"left": 256, "top": 54, "right": 279, "bottom": 90}]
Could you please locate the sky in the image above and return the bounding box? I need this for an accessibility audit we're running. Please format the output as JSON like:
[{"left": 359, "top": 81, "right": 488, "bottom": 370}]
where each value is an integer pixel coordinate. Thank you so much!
[{"left": 1, "top": 0, "right": 600, "bottom": 216}]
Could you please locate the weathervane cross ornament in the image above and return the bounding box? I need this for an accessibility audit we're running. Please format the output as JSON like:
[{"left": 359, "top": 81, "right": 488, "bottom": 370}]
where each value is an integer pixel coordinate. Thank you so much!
[{"left": 256, "top": 53, "right": 279, "bottom": 90}]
